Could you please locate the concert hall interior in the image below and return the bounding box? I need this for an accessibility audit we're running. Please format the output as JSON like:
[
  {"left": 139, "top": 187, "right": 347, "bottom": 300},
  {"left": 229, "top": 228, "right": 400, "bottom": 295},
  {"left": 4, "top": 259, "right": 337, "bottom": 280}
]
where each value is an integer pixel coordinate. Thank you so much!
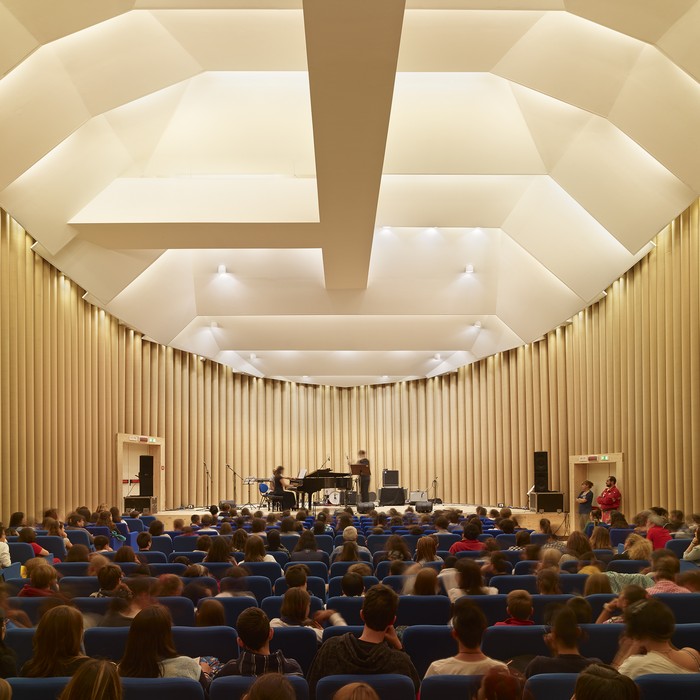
[{"left": 2, "top": 2, "right": 700, "bottom": 524}]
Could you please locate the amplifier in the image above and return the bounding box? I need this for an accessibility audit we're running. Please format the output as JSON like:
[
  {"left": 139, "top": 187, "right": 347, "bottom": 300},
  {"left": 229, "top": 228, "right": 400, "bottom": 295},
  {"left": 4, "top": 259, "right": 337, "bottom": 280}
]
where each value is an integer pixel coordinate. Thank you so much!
[
  {"left": 408, "top": 490, "right": 427, "bottom": 504},
  {"left": 529, "top": 492, "right": 565, "bottom": 513},
  {"left": 379, "top": 487, "right": 405, "bottom": 506},
  {"left": 124, "top": 496, "right": 158, "bottom": 514},
  {"left": 382, "top": 469, "right": 399, "bottom": 487}
]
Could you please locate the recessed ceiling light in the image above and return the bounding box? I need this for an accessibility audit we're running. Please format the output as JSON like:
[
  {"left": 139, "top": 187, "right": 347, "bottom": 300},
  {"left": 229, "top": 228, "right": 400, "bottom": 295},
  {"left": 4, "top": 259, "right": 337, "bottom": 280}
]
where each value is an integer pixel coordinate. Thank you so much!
[
  {"left": 249, "top": 353, "right": 257, "bottom": 361},
  {"left": 210, "top": 321, "right": 218, "bottom": 328},
  {"left": 433, "top": 353, "right": 441, "bottom": 361},
  {"left": 380, "top": 226, "right": 391, "bottom": 234},
  {"left": 381, "top": 375, "right": 389, "bottom": 380},
  {"left": 426, "top": 227, "right": 438, "bottom": 235},
  {"left": 473, "top": 321, "right": 482, "bottom": 329},
  {"left": 217, "top": 264, "right": 227, "bottom": 275},
  {"left": 465, "top": 264, "right": 474, "bottom": 274},
  {"left": 302, "top": 375, "right": 309, "bottom": 380}
]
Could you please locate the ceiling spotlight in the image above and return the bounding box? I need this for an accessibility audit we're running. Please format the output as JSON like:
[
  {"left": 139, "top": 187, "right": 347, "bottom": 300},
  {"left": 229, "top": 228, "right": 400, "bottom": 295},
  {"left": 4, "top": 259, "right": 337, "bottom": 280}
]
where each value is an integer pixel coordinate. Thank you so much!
[
  {"left": 302, "top": 375, "right": 309, "bottom": 380},
  {"left": 210, "top": 321, "right": 218, "bottom": 328},
  {"left": 433, "top": 353, "right": 441, "bottom": 361},
  {"left": 381, "top": 375, "right": 389, "bottom": 380},
  {"left": 465, "top": 264, "right": 474, "bottom": 274},
  {"left": 249, "top": 353, "right": 257, "bottom": 361},
  {"left": 380, "top": 226, "right": 391, "bottom": 234},
  {"left": 217, "top": 264, "right": 227, "bottom": 275},
  {"left": 473, "top": 321, "right": 482, "bottom": 329},
  {"left": 426, "top": 227, "right": 438, "bottom": 235}
]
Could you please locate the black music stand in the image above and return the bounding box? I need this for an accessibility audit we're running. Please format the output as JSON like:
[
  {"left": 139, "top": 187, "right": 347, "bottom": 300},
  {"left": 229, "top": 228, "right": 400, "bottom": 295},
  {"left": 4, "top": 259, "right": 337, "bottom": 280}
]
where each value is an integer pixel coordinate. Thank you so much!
[{"left": 349, "top": 463, "right": 367, "bottom": 502}]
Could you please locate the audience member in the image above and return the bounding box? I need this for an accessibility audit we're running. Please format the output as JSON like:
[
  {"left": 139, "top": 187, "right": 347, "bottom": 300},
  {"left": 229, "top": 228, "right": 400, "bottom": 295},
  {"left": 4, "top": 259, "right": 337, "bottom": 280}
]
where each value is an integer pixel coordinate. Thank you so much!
[
  {"left": 195, "top": 599, "right": 226, "bottom": 627},
  {"left": 21, "top": 605, "right": 89, "bottom": 677},
  {"left": 243, "top": 535, "right": 275, "bottom": 563},
  {"left": 646, "top": 557, "right": 689, "bottom": 594},
  {"left": 596, "top": 584, "right": 647, "bottom": 624},
  {"left": 414, "top": 536, "right": 442, "bottom": 564},
  {"left": 332, "top": 683, "right": 379, "bottom": 700},
  {"left": 611, "top": 533, "right": 652, "bottom": 562},
  {"left": 18, "top": 563, "right": 59, "bottom": 598},
  {"left": 244, "top": 673, "right": 295, "bottom": 700},
  {"left": 584, "top": 572, "right": 613, "bottom": 596},
  {"left": 0, "top": 610, "right": 17, "bottom": 678},
  {"left": 425, "top": 598, "right": 506, "bottom": 677},
  {"left": 17, "top": 527, "right": 50, "bottom": 557},
  {"left": 449, "top": 524, "right": 485, "bottom": 554},
  {"left": 615, "top": 598, "right": 700, "bottom": 678},
  {"left": 270, "top": 588, "right": 345, "bottom": 643},
  {"left": 566, "top": 596, "right": 593, "bottom": 624},
  {"left": 58, "top": 658, "right": 122, "bottom": 700},
  {"left": 682, "top": 529, "right": 700, "bottom": 563},
  {"left": 448, "top": 559, "right": 497, "bottom": 602},
  {"left": 214, "top": 607, "right": 302, "bottom": 678},
  {"left": 290, "top": 531, "right": 325, "bottom": 562},
  {"left": 536, "top": 569, "right": 561, "bottom": 595},
  {"left": 574, "top": 664, "right": 639, "bottom": 700},
  {"left": 494, "top": 590, "right": 533, "bottom": 626},
  {"left": 341, "top": 572, "right": 365, "bottom": 597},
  {"left": 646, "top": 513, "right": 672, "bottom": 550},
  {"left": 306, "top": 585, "right": 419, "bottom": 694},
  {"left": 205, "top": 536, "right": 236, "bottom": 563},
  {"left": 524, "top": 607, "right": 601, "bottom": 677}
]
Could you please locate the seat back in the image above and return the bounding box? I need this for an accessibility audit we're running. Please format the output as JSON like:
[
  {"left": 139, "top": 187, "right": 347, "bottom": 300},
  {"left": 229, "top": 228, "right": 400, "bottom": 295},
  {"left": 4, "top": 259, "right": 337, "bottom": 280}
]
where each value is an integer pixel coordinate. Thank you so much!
[
  {"left": 268, "top": 626, "right": 319, "bottom": 676},
  {"left": 260, "top": 595, "right": 324, "bottom": 621},
  {"left": 366, "top": 535, "right": 391, "bottom": 554},
  {"left": 210, "top": 675, "right": 309, "bottom": 700},
  {"left": 65, "top": 529, "right": 92, "bottom": 548},
  {"left": 314, "top": 535, "right": 335, "bottom": 556},
  {"left": 578, "top": 623, "right": 624, "bottom": 664},
  {"left": 492, "top": 575, "right": 537, "bottom": 594},
  {"left": 138, "top": 550, "right": 168, "bottom": 563},
  {"left": 58, "top": 576, "right": 100, "bottom": 596},
  {"left": 315, "top": 674, "right": 415, "bottom": 700},
  {"left": 8, "top": 677, "right": 71, "bottom": 700},
  {"left": 237, "top": 575, "right": 272, "bottom": 604},
  {"left": 524, "top": 673, "right": 579, "bottom": 700},
  {"left": 585, "top": 593, "right": 616, "bottom": 620},
  {"left": 157, "top": 596, "right": 196, "bottom": 625},
  {"left": 328, "top": 575, "right": 378, "bottom": 598},
  {"left": 4, "top": 627, "right": 35, "bottom": 668},
  {"left": 268, "top": 550, "right": 289, "bottom": 566},
  {"left": 150, "top": 536, "right": 175, "bottom": 554},
  {"left": 149, "top": 563, "right": 188, "bottom": 576},
  {"left": 514, "top": 560, "right": 539, "bottom": 575},
  {"left": 9, "top": 542, "right": 35, "bottom": 564},
  {"left": 54, "top": 562, "right": 90, "bottom": 577},
  {"left": 464, "top": 594, "right": 509, "bottom": 626},
  {"left": 606, "top": 559, "right": 650, "bottom": 574},
  {"left": 325, "top": 596, "right": 364, "bottom": 625},
  {"left": 73, "top": 596, "right": 111, "bottom": 616},
  {"left": 172, "top": 536, "right": 201, "bottom": 551},
  {"left": 381, "top": 575, "right": 406, "bottom": 593},
  {"left": 8, "top": 596, "right": 53, "bottom": 625},
  {"left": 636, "top": 674, "right": 700, "bottom": 699},
  {"left": 559, "top": 574, "right": 589, "bottom": 595},
  {"left": 259, "top": 482, "right": 269, "bottom": 494},
  {"left": 36, "top": 535, "right": 67, "bottom": 560},
  {"left": 396, "top": 595, "right": 452, "bottom": 626},
  {"left": 495, "top": 534, "right": 517, "bottom": 549},
  {"left": 121, "top": 677, "right": 205, "bottom": 700},
  {"left": 654, "top": 593, "right": 700, "bottom": 623},
  {"left": 420, "top": 675, "right": 483, "bottom": 700},
  {"left": 274, "top": 575, "right": 326, "bottom": 601},
  {"left": 123, "top": 517, "right": 144, "bottom": 532},
  {"left": 402, "top": 625, "right": 457, "bottom": 678},
  {"left": 216, "top": 596, "right": 258, "bottom": 628},
  {"left": 530, "top": 594, "right": 574, "bottom": 624},
  {"left": 284, "top": 560, "right": 328, "bottom": 581},
  {"left": 609, "top": 529, "right": 635, "bottom": 546},
  {"left": 238, "top": 561, "right": 282, "bottom": 584},
  {"left": 665, "top": 538, "right": 693, "bottom": 557},
  {"left": 482, "top": 625, "right": 550, "bottom": 661}
]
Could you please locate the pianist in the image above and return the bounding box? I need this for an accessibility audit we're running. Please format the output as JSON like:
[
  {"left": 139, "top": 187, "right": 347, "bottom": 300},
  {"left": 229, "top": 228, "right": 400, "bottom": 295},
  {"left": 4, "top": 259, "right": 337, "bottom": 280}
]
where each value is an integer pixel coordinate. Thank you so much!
[{"left": 272, "top": 466, "right": 297, "bottom": 511}]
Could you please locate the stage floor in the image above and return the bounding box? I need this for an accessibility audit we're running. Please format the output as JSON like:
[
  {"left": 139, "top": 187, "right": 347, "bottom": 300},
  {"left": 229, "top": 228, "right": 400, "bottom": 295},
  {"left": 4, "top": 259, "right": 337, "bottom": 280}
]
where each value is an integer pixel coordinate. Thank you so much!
[{"left": 153, "top": 503, "right": 570, "bottom": 535}]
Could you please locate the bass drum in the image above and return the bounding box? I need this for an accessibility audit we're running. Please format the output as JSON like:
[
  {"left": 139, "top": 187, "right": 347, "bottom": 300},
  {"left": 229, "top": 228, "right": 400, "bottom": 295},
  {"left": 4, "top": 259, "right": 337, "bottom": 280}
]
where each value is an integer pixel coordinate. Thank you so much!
[{"left": 328, "top": 490, "right": 342, "bottom": 506}]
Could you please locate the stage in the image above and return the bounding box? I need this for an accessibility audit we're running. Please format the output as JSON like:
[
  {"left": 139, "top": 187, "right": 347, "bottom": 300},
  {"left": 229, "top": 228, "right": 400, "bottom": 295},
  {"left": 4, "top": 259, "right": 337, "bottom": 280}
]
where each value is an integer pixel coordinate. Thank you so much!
[{"left": 150, "top": 503, "right": 570, "bottom": 536}]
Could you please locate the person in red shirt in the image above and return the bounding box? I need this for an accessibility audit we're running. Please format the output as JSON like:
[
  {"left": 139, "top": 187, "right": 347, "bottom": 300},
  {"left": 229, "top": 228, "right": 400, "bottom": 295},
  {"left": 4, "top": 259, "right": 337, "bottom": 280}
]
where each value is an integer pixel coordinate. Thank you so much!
[
  {"left": 596, "top": 476, "right": 621, "bottom": 524},
  {"left": 646, "top": 514, "right": 672, "bottom": 550},
  {"left": 449, "top": 523, "right": 486, "bottom": 555},
  {"left": 495, "top": 590, "right": 535, "bottom": 626}
]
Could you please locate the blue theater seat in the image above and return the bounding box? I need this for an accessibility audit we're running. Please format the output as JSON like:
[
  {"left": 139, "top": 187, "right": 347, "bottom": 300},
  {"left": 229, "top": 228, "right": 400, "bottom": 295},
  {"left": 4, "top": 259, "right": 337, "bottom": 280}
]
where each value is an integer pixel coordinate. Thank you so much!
[
  {"left": 396, "top": 595, "right": 451, "bottom": 626},
  {"left": 5, "top": 627, "right": 35, "bottom": 668},
  {"left": 210, "top": 675, "right": 309, "bottom": 700},
  {"left": 636, "top": 674, "right": 700, "bottom": 699},
  {"left": 325, "top": 596, "right": 364, "bottom": 625},
  {"left": 327, "top": 575, "right": 379, "bottom": 598},
  {"left": 268, "top": 626, "right": 319, "bottom": 675},
  {"left": 402, "top": 626, "right": 457, "bottom": 678},
  {"left": 420, "top": 675, "right": 483, "bottom": 700},
  {"left": 274, "top": 575, "right": 326, "bottom": 601},
  {"left": 216, "top": 595, "right": 258, "bottom": 627},
  {"left": 283, "top": 561, "right": 328, "bottom": 581},
  {"left": 315, "top": 675, "right": 415, "bottom": 700},
  {"left": 121, "top": 677, "right": 204, "bottom": 700},
  {"left": 261, "top": 595, "right": 324, "bottom": 621},
  {"left": 482, "top": 625, "right": 550, "bottom": 661},
  {"left": 8, "top": 678, "right": 71, "bottom": 700},
  {"left": 524, "top": 673, "right": 579, "bottom": 700}
]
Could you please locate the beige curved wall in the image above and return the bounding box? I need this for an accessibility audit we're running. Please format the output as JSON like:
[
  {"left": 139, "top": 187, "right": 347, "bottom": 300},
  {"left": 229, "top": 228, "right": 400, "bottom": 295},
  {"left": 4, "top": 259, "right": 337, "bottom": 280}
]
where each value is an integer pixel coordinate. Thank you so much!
[{"left": 1, "top": 203, "right": 699, "bottom": 518}]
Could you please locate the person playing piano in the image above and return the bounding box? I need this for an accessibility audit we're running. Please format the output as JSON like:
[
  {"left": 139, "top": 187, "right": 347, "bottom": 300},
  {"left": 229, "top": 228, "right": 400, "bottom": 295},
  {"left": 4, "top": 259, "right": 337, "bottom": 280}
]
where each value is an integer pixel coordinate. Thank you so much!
[{"left": 272, "top": 466, "right": 296, "bottom": 511}]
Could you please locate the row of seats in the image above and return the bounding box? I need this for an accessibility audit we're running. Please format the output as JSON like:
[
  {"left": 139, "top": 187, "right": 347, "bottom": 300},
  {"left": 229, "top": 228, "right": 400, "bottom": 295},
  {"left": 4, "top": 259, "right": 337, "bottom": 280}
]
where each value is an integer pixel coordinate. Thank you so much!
[{"left": 6, "top": 672, "right": 699, "bottom": 700}]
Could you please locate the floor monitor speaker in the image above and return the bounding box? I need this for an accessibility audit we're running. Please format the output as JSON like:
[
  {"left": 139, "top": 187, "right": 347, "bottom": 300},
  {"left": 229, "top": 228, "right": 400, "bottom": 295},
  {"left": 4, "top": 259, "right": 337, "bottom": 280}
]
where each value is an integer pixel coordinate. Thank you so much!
[
  {"left": 357, "top": 502, "right": 374, "bottom": 514},
  {"left": 529, "top": 492, "right": 565, "bottom": 512},
  {"left": 124, "top": 496, "right": 158, "bottom": 514},
  {"left": 416, "top": 501, "right": 433, "bottom": 513}
]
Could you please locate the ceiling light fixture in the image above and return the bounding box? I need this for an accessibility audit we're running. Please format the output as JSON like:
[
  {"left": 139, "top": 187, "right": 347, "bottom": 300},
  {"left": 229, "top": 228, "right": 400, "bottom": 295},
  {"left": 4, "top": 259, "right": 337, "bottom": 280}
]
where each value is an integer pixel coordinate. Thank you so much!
[
  {"left": 473, "top": 321, "right": 482, "bottom": 329},
  {"left": 249, "top": 353, "right": 257, "bottom": 361},
  {"left": 433, "top": 353, "right": 441, "bottom": 361},
  {"left": 381, "top": 375, "right": 389, "bottom": 380},
  {"left": 210, "top": 321, "right": 218, "bottom": 328},
  {"left": 217, "top": 264, "right": 227, "bottom": 275},
  {"left": 465, "top": 264, "right": 474, "bottom": 274},
  {"left": 427, "top": 227, "right": 438, "bottom": 235}
]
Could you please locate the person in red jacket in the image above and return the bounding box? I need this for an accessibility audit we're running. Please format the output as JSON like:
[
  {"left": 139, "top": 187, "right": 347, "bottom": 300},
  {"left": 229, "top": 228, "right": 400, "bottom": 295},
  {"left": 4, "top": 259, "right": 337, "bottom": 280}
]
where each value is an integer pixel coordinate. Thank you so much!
[{"left": 596, "top": 476, "right": 621, "bottom": 524}]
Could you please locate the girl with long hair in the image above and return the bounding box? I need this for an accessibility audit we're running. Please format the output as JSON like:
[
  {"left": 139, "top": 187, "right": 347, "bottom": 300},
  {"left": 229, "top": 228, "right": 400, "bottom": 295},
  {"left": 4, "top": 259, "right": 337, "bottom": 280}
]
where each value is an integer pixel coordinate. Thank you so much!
[
  {"left": 204, "top": 536, "right": 235, "bottom": 563},
  {"left": 118, "top": 606, "right": 210, "bottom": 687},
  {"left": 290, "top": 530, "right": 324, "bottom": 562},
  {"left": 21, "top": 605, "right": 89, "bottom": 677},
  {"left": 242, "top": 535, "right": 275, "bottom": 563},
  {"left": 59, "top": 659, "right": 121, "bottom": 700},
  {"left": 415, "top": 536, "right": 441, "bottom": 564}
]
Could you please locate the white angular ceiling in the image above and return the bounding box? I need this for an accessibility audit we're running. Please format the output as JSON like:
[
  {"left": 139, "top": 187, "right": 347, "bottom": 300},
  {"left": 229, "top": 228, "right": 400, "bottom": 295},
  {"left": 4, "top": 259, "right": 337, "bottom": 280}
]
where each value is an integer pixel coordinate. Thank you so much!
[{"left": 2, "top": 0, "right": 700, "bottom": 386}]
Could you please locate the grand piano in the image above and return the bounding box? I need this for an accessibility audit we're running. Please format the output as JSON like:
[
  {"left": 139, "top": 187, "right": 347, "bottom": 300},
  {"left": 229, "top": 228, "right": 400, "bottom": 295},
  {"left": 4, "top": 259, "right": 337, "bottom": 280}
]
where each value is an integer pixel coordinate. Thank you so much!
[{"left": 291, "top": 468, "right": 353, "bottom": 510}]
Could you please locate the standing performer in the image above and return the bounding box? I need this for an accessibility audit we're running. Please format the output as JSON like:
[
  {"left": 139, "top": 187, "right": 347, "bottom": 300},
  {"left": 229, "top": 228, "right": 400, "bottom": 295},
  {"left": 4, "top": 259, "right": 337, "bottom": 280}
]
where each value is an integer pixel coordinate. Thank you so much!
[
  {"left": 272, "top": 466, "right": 296, "bottom": 511},
  {"left": 596, "top": 476, "right": 621, "bottom": 524},
  {"left": 576, "top": 480, "right": 594, "bottom": 532},
  {"left": 355, "top": 450, "right": 371, "bottom": 503}
]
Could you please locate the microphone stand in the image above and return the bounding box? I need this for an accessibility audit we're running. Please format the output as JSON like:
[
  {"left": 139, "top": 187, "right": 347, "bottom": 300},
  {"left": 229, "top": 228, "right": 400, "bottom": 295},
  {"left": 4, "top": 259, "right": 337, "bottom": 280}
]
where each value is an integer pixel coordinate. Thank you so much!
[
  {"left": 203, "top": 461, "right": 211, "bottom": 509},
  {"left": 431, "top": 476, "right": 439, "bottom": 503},
  {"left": 226, "top": 464, "right": 235, "bottom": 506}
]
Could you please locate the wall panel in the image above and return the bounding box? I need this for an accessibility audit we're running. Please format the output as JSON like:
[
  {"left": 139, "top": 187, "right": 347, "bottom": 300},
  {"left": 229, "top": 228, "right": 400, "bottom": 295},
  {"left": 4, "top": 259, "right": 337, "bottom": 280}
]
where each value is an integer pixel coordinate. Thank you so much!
[{"left": 1, "top": 203, "right": 700, "bottom": 519}]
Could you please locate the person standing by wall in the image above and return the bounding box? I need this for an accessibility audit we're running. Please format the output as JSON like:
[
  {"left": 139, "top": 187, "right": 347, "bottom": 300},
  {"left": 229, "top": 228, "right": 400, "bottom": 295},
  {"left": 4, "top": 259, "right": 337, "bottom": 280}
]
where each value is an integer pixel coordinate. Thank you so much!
[
  {"left": 596, "top": 476, "right": 621, "bottom": 524},
  {"left": 576, "top": 481, "right": 594, "bottom": 531}
]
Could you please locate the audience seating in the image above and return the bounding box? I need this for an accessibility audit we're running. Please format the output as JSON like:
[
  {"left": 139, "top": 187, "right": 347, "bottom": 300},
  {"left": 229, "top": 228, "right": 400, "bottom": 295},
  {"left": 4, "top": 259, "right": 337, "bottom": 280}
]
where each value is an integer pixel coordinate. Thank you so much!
[
  {"left": 280, "top": 535, "right": 301, "bottom": 552},
  {"left": 654, "top": 593, "right": 700, "bottom": 623},
  {"left": 140, "top": 516, "right": 156, "bottom": 527},
  {"left": 513, "top": 560, "right": 538, "bottom": 575},
  {"left": 8, "top": 542, "right": 34, "bottom": 565},
  {"left": 83, "top": 626, "right": 130, "bottom": 660},
  {"left": 150, "top": 563, "right": 188, "bottom": 576},
  {"left": 381, "top": 575, "right": 407, "bottom": 593},
  {"left": 123, "top": 517, "right": 145, "bottom": 531},
  {"left": 373, "top": 560, "right": 397, "bottom": 580},
  {"left": 583, "top": 593, "right": 616, "bottom": 621},
  {"left": 7, "top": 677, "right": 71, "bottom": 700},
  {"left": 5, "top": 627, "right": 35, "bottom": 668},
  {"left": 8, "top": 596, "right": 51, "bottom": 625},
  {"left": 138, "top": 551, "right": 168, "bottom": 564},
  {"left": 420, "top": 675, "right": 483, "bottom": 700},
  {"left": 170, "top": 551, "right": 207, "bottom": 563},
  {"left": 396, "top": 595, "right": 452, "bottom": 626},
  {"left": 36, "top": 536, "right": 67, "bottom": 560},
  {"left": 54, "top": 562, "right": 90, "bottom": 576},
  {"left": 73, "top": 596, "right": 111, "bottom": 616},
  {"left": 172, "top": 536, "right": 204, "bottom": 551},
  {"left": 58, "top": 575, "right": 100, "bottom": 597},
  {"left": 578, "top": 624, "right": 624, "bottom": 664},
  {"left": 329, "top": 562, "right": 363, "bottom": 578},
  {"left": 314, "top": 535, "right": 335, "bottom": 556},
  {"left": 435, "top": 534, "right": 460, "bottom": 550},
  {"left": 559, "top": 574, "right": 588, "bottom": 595},
  {"left": 210, "top": 675, "right": 309, "bottom": 700},
  {"left": 495, "top": 534, "right": 517, "bottom": 549},
  {"left": 274, "top": 575, "right": 327, "bottom": 602},
  {"left": 609, "top": 529, "right": 635, "bottom": 546},
  {"left": 216, "top": 595, "right": 259, "bottom": 627},
  {"left": 672, "top": 623, "right": 700, "bottom": 649},
  {"left": 454, "top": 551, "right": 484, "bottom": 559},
  {"left": 366, "top": 535, "right": 391, "bottom": 554},
  {"left": 530, "top": 534, "right": 551, "bottom": 546},
  {"left": 5, "top": 578, "right": 28, "bottom": 595},
  {"left": 482, "top": 625, "right": 550, "bottom": 661},
  {"left": 324, "top": 596, "right": 364, "bottom": 625},
  {"left": 284, "top": 561, "right": 328, "bottom": 582},
  {"left": 636, "top": 674, "right": 700, "bottom": 698},
  {"left": 402, "top": 626, "right": 457, "bottom": 678},
  {"left": 179, "top": 575, "right": 219, "bottom": 591},
  {"left": 200, "top": 562, "right": 236, "bottom": 580},
  {"left": 237, "top": 561, "right": 282, "bottom": 585},
  {"left": 316, "top": 674, "right": 415, "bottom": 700},
  {"left": 559, "top": 560, "right": 580, "bottom": 573},
  {"left": 531, "top": 595, "right": 574, "bottom": 624},
  {"left": 492, "top": 575, "right": 538, "bottom": 594},
  {"left": 593, "top": 548, "right": 614, "bottom": 564},
  {"left": 64, "top": 530, "right": 92, "bottom": 548},
  {"left": 268, "top": 626, "right": 319, "bottom": 676},
  {"left": 524, "top": 673, "right": 579, "bottom": 700},
  {"left": 121, "top": 678, "right": 205, "bottom": 700},
  {"left": 261, "top": 595, "right": 324, "bottom": 621},
  {"left": 665, "top": 538, "right": 693, "bottom": 557},
  {"left": 268, "top": 550, "right": 289, "bottom": 566},
  {"left": 237, "top": 576, "right": 272, "bottom": 604},
  {"left": 327, "top": 575, "right": 378, "bottom": 598},
  {"left": 606, "top": 560, "right": 650, "bottom": 574},
  {"left": 157, "top": 596, "right": 196, "bottom": 625}
]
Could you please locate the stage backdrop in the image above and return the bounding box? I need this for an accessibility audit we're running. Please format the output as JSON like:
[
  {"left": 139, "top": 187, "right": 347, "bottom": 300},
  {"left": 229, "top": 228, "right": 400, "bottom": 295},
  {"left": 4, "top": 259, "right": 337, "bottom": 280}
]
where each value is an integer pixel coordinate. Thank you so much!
[{"left": 1, "top": 201, "right": 699, "bottom": 517}]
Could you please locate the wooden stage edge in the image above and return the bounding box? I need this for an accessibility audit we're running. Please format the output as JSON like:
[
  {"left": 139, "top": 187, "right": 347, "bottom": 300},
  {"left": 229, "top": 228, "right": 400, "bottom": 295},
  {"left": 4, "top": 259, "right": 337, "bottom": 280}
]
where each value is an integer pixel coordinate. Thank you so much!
[{"left": 153, "top": 504, "right": 571, "bottom": 536}]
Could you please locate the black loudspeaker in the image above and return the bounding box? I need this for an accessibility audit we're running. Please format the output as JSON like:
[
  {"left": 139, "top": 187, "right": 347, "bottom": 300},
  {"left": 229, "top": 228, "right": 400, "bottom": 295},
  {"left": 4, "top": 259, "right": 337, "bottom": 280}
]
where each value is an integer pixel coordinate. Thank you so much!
[
  {"left": 139, "top": 455, "right": 154, "bottom": 496},
  {"left": 342, "top": 491, "right": 358, "bottom": 506},
  {"left": 357, "top": 502, "right": 374, "bottom": 514},
  {"left": 379, "top": 487, "right": 405, "bottom": 506},
  {"left": 529, "top": 492, "right": 565, "bottom": 512},
  {"left": 416, "top": 501, "right": 433, "bottom": 513},
  {"left": 382, "top": 469, "right": 399, "bottom": 487},
  {"left": 534, "top": 451, "right": 549, "bottom": 492},
  {"left": 219, "top": 500, "right": 237, "bottom": 509}
]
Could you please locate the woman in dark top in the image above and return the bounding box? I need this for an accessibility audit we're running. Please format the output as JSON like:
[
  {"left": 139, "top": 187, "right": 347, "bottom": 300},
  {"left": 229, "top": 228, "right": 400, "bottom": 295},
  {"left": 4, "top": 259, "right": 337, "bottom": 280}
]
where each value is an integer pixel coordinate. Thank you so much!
[
  {"left": 21, "top": 605, "right": 89, "bottom": 677},
  {"left": 272, "top": 466, "right": 297, "bottom": 510},
  {"left": 265, "top": 529, "right": 288, "bottom": 553},
  {"left": 383, "top": 534, "right": 412, "bottom": 562},
  {"left": 290, "top": 530, "right": 325, "bottom": 562}
]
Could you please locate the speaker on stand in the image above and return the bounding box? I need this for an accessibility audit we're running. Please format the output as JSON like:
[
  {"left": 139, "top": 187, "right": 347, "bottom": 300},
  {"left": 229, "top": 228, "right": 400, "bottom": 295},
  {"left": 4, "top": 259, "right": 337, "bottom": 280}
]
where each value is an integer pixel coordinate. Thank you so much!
[{"left": 139, "top": 455, "right": 154, "bottom": 496}]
